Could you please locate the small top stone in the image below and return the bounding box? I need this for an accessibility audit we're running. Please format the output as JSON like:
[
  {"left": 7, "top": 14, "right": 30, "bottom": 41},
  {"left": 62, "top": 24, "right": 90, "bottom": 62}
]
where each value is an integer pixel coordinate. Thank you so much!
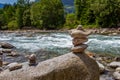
[
  {"left": 28, "top": 54, "right": 37, "bottom": 66},
  {"left": 76, "top": 25, "right": 85, "bottom": 31}
]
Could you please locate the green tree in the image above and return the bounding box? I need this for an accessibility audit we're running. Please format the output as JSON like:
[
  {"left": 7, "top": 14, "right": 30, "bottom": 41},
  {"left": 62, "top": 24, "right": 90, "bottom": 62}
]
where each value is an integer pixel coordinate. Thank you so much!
[
  {"left": 0, "top": 9, "right": 5, "bottom": 29},
  {"left": 74, "top": 0, "right": 91, "bottom": 25},
  {"left": 16, "top": 6, "right": 23, "bottom": 28},
  {"left": 16, "top": 0, "right": 31, "bottom": 28},
  {"left": 23, "top": 9, "right": 31, "bottom": 26},
  {"left": 3, "top": 5, "right": 15, "bottom": 25},
  {"left": 8, "top": 20, "right": 19, "bottom": 30},
  {"left": 64, "top": 13, "right": 80, "bottom": 29},
  {"left": 31, "top": 0, "right": 65, "bottom": 29},
  {"left": 91, "top": 0, "right": 120, "bottom": 27},
  {"left": 74, "top": 0, "right": 120, "bottom": 28}
]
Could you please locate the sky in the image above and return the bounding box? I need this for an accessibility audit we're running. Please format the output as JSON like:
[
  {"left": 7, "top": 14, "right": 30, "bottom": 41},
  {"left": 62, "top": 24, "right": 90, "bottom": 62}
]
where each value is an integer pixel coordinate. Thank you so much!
[{"left": 0, "top": 0, "right": 35, "bottom": 4}]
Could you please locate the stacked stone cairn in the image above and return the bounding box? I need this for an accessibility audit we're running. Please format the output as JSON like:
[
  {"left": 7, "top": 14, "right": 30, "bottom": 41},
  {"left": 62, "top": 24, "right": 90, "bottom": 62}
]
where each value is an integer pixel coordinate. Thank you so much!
[
  {"left": 28, "top": 54, "right": 36, "bottom": 66},
  {"left": 70, "top": 25, "right": 91, "bottom": 53}
]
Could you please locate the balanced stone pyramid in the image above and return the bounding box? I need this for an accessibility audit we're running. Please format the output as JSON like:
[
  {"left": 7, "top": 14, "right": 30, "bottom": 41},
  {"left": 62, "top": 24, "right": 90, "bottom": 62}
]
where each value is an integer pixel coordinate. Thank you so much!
[{"left": 70, "top": 25, "right": 91, "bottom": 53}]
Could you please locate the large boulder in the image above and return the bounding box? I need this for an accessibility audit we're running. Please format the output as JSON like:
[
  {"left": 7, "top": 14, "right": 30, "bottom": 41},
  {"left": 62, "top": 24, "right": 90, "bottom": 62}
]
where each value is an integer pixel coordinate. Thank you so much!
[{"left": 0, "top": 53, "right": 99, "bottom": 80}]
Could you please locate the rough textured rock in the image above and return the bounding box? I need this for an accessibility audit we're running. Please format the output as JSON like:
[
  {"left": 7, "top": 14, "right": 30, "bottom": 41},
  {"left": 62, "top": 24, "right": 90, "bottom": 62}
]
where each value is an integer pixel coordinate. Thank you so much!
[
  {"left": 0, "top": 50, "right": 3, "bottom": 55},
  {"left": 2, "top": 49, "right": 12, "bottom": 53},
  {"left": 116, "top": 67, "right": 120, "bottom": 72},
  {"left": 7, "top": 51, "right": 20, "bottom": 57},
  {"left": 71, "top": 44, "right": 88, "bottom": 53},
  {"left": 113, "top": 71, "right": 120, "bottom": 80},
  {"left": 7, "top": 62, "right": 22, "bottom": 71},
  {"left": 0, "top": 53, "right": 99, "bottom": 80},
  {"left": 3, "top": 61, "right": 9, "bottom": 66},
  {"left": 114, "top": 57, "right": 120, "bottom": 61},
  {"left": 70, "top": 29, "right": 90, "bottom": 38},
  {"left": 0, "top": 42, "right": 15, "bottom": 49},
  {"left": 72, "top": 38, "right": 88, "bottom": 46},
  {"left": 109, "top": 61, "right": 120, "bottom": 68},
  {"left": 97, "top": 61, "right": 105, "bottom": 74},
  {"left": 76, "top": 25, "right": 85, "bottom": 31},
  {"left": 0, "top": 58, "right": 2, "bottom": 67},
  {"left": 70, "top": 25, "right": 91, "bottom": 53},
  {"left": 29, "top": 54, "right": 36, "bottom": 66}
]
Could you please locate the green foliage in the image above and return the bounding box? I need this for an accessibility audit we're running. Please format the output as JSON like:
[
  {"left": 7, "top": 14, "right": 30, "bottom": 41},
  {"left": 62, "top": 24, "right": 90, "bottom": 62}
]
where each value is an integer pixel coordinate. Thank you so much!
[
  {"left": 16, "top": 7, "right": 23, "bottom": 28},
  {"left": 0, "top": 0, "right": 120, "bottom": 30},
  {"left": 8, "top": 20, "right": 19, "bottom": 30},
  {"left": 75, "top": 0, "right": 120, "bottom": 28},
  {"left": 64, "top": 13, "right": 80, "bottom": 29},
  {"left": 23, "top": 9, "right": 31, "bottom": 26},
  {"left": 31, "top": 0, "right": 65, "bottom": 29},
  {"left": 0, "top": 9, "right": 5, "bottom": 29},
  {"left": 3, "top": 5, "right": 15, "bottom": 24}
]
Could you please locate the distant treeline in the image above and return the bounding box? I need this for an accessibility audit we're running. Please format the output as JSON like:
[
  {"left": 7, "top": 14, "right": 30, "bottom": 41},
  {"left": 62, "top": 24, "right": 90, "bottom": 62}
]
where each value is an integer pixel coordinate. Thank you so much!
[{"left": 0, "top": 0, "right": 120, "bottom": 30}]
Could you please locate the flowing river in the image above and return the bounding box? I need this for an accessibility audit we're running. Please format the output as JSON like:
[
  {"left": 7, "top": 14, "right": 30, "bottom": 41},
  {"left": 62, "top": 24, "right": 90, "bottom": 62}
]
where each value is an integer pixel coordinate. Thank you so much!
[{"left": 0, "top": 32, "right": 120, "bottom": 57}]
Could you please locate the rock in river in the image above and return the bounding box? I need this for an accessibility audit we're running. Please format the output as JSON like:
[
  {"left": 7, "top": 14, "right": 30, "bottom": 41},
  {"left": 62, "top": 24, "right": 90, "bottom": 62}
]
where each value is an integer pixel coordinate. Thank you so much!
[
  {"left": 0, "top": 42, "right": 15, "bottom": 49},
  {"left": 109, "top": 61, "right": 120, "bottom": 68}
]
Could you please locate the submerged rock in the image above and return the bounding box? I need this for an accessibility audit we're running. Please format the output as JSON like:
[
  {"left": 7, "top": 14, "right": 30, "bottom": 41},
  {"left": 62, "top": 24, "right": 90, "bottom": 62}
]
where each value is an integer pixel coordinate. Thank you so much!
[{"left": 0, "top": 53, "right": 99, "bottom": 80}]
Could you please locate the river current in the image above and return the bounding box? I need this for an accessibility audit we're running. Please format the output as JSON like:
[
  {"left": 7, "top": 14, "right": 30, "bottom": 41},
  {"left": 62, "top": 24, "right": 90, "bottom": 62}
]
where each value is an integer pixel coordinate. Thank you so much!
[{"left": 0, "top": 32, "right": 120, "bottom": 56}]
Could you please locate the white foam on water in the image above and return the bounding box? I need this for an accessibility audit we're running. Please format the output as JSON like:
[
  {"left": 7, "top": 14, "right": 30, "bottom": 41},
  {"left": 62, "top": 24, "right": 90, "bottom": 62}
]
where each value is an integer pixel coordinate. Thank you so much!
[{"left": 0, "top": 32, "right": 120, "bottom": 54}]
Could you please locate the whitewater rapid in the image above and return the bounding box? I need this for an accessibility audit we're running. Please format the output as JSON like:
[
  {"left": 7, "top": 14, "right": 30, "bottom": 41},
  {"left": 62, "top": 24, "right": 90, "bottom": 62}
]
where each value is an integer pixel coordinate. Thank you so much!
[{"left": 0, "top": 32, "right": 120, "bottom": 55}]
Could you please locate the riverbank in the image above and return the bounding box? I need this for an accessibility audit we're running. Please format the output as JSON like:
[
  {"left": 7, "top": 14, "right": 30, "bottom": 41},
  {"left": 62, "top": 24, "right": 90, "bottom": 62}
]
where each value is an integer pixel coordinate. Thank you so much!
[{"left": 0, "top": 28, "right": 120, "bottom": 35}]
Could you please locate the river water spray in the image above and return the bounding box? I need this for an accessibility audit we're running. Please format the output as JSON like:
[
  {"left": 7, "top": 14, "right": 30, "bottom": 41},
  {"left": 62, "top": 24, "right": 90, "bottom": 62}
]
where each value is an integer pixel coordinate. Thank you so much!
[{"left": 0, "top": 32, "right": 120, "bottom": 55}]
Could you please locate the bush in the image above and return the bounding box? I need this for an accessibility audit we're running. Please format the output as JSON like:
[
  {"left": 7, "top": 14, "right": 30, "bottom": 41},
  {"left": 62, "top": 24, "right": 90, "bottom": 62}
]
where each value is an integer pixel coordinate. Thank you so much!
[{"left": 8, "top": 20, "right": 19, "bottom": 30}]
